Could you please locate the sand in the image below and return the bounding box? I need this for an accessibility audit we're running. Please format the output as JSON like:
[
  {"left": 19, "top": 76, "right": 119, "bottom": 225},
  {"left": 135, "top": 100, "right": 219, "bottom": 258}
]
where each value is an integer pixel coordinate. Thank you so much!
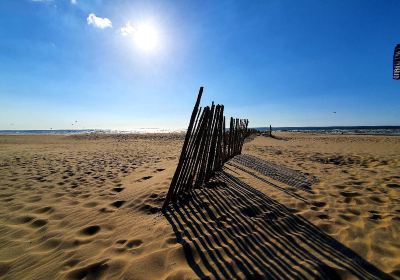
[
  {"left": 237, "top": 133, "right": 400, "bottom": 278},
  {"left": 0, "top": 133, "right": 399, "bottom": 279}
]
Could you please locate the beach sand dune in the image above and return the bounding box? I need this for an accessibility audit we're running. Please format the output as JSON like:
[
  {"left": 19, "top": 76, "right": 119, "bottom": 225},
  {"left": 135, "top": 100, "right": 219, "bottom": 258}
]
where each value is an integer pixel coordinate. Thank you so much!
[{"left": 0, "top": 133, "right": 399, "bottom": 279}]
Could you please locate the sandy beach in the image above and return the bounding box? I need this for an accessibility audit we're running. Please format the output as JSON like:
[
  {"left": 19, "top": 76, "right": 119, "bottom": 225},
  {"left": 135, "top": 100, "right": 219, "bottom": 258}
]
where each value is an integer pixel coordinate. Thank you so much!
[
  {"left": 0, "top": 133, "right": 399, "bottom": 279},
  {"left": 2, "top": 1, "right": 399, "bottom": 278}
]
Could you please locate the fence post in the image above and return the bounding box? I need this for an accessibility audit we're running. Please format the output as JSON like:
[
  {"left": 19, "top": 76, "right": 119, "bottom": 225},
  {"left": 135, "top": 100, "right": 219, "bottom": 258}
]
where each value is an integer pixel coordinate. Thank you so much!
[{"left": 162, "top": 87, "right": 203, "bottom": 211}]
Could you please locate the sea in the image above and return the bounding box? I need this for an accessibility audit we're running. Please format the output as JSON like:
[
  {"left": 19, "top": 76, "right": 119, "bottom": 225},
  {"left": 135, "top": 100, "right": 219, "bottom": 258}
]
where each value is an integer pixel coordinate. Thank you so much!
[
  {"left": 255, "top": 126, "right": 400, "bottom": 136},
  {"left": 0, "top": 126, "right": 399, "bottom": 135},
  {"left": 0, "top": 128, "right": 185, "bottom": 135}
]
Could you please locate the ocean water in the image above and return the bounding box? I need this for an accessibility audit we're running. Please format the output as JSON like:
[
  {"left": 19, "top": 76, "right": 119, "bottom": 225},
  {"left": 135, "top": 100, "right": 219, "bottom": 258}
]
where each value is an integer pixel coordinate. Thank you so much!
[
  {"left": 0, "top": 126, "right": 399, "bottom": 135},
  {"left": 0, "top": 129, "right": 99, "bottom": 135},
  {"left": 0, "top": 128, "right": 185, "bottom": 135},
  {"left": 255, "top": 126, "right": 400, "bottom": 135}
]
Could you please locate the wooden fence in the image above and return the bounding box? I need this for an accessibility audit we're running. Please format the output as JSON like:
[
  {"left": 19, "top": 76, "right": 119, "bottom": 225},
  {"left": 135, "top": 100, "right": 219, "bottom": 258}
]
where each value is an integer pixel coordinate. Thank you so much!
[{"left": 162, "top": 87, "right": 249, "bottom": 210}]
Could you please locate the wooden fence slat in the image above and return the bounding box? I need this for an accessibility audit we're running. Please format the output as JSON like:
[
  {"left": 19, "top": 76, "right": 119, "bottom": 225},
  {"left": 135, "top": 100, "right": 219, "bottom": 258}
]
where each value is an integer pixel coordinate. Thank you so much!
[{"left": 162, "top": 87, "right": 203, "bottom": 209}]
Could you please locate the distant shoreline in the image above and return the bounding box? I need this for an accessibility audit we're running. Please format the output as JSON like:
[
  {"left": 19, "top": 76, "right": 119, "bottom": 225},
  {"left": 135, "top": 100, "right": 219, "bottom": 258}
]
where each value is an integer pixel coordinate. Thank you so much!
[
  {"left": 0, "top": 129, "right": 186, "bottom": 135},
  {"left": 1, "top": 126, "right": 399, "bottom": 136},
  {"left": 256, "top": 126, "right": 400, "bottom": 136}
]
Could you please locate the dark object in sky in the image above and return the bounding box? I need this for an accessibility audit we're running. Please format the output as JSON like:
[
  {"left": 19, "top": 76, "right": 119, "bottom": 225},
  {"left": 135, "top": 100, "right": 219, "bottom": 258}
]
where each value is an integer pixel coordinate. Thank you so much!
[{"left": 394, "top": 44, "right": 400, "bottom": 80}]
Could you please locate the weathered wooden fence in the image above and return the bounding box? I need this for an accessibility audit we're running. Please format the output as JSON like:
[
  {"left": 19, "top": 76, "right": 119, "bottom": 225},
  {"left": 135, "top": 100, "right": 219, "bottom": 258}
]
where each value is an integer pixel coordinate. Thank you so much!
[{"left": 162, "top": 87, "right": 249, "bottom": 210}]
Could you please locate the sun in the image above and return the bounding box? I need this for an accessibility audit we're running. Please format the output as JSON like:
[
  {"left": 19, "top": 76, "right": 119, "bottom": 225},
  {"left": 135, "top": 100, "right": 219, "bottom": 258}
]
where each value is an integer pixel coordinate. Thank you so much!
[{"left": 133, "top": 23, "right": 159, "bottom": 52}]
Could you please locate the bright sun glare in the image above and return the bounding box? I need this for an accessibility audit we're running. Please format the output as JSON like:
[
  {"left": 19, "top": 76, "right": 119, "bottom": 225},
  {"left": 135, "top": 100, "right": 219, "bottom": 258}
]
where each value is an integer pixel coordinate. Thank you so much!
[{"left": 133, "top": 23, "right": 159, "bottom": 52}]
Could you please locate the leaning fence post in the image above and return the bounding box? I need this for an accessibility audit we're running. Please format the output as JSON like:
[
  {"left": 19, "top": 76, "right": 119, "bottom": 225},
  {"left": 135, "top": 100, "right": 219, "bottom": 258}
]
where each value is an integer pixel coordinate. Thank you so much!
[{"left": 162, "top": 87, "right": 203, "bottom": 211}]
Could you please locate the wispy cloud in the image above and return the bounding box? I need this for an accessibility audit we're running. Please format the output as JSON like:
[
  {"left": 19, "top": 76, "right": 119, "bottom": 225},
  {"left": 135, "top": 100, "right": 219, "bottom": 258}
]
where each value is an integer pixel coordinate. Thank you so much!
[
  {"left": 87, "top": 13, "right": 112, "bottom": 29},
  {"left": 71, "top": 0, "right": 77, "bottom": 4},
  {"left": 120, "top": 22, "right": 134, "bottom": 36}
]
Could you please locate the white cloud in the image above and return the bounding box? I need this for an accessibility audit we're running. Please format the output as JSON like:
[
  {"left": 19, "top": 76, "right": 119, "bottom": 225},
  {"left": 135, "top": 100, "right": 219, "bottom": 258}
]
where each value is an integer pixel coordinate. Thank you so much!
[
  {"left": 87, "top": 13, "right": 112, "bottom": 29},
  {"left": 120, "top": 22, "right": 134, "bottom": 36},
  {"left": 71, "top": 0, "right": 77, "bottom": 4}
]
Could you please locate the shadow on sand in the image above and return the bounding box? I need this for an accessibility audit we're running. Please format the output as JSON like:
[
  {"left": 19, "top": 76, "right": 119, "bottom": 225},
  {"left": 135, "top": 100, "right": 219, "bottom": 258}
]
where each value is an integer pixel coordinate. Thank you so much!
[
  {"left": 231, "top": 154, "right": 317, "bottom": 193},
  {"left": 165, "top": 171, "right": 392, "bottom": 279}
]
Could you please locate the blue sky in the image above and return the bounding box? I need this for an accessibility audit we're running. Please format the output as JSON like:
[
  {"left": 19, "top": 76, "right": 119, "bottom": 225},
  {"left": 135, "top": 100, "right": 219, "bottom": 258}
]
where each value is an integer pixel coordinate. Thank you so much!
[{"left": 0, "top": 0, "right": 399, "bottom": 130}]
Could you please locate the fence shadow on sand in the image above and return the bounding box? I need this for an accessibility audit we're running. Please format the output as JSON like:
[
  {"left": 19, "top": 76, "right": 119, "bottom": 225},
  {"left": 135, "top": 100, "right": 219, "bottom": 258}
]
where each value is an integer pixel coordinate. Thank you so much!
[{"left": 164, "top": 170, "right": 392, "bottom": 280}]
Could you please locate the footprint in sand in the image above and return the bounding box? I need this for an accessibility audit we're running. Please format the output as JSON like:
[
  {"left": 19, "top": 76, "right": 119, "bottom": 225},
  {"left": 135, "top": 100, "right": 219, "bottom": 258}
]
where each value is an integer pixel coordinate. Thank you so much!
[
  {"left": 126, "top": 239, "right": 143, "bottom": 248},
  {"left": 116, "top": 239, "right": 127, "bottom": 245},
  {"left": 34, "top": 206, "right": 54, "bottom": 214},
  {"left": 386, "top": 183, "right": 399, "bottom": 189},
  {"left": 369, "top": 195, "right": 386, "bottom": 204},
  {"left": 110, "top": 200, "right": 126, "bottom": 208},
  {"left": 79, "top": 225, "right": 101, "bottom": 236},
  {"left": 31, "top": 219, "right": 48, "bottom": 228},
  {"left": 317, "top": 214, "right": 330, "bottom": 220},
  {"left": 368, "top": 210, "right": 382, "bottom": 221},
  {"left": 14, "top": 215, "right": 35, "bottom": 224},
  {"left": 312, "top": 201, "right": 327, "bottom": 208},
  {"left": 35, "top": 176, "right": 46, "bottom": 182},
  {"left": 340, "top": 191, "right": 361, "bottom": 198},
  {"left": 138, "top": 204, "right": 160, "bottom": 214},
  {"left": 339, "top": 213, "right": 359, "bottom": 222},
  {"left": 137, "top": 176, "right": 153, "bottom": 182},
  {"left": 2, "top": 197, "right": 14, "bottom": 202},
  {"left": 66, "top": 259, "right": 109, "bottom": 279}
]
